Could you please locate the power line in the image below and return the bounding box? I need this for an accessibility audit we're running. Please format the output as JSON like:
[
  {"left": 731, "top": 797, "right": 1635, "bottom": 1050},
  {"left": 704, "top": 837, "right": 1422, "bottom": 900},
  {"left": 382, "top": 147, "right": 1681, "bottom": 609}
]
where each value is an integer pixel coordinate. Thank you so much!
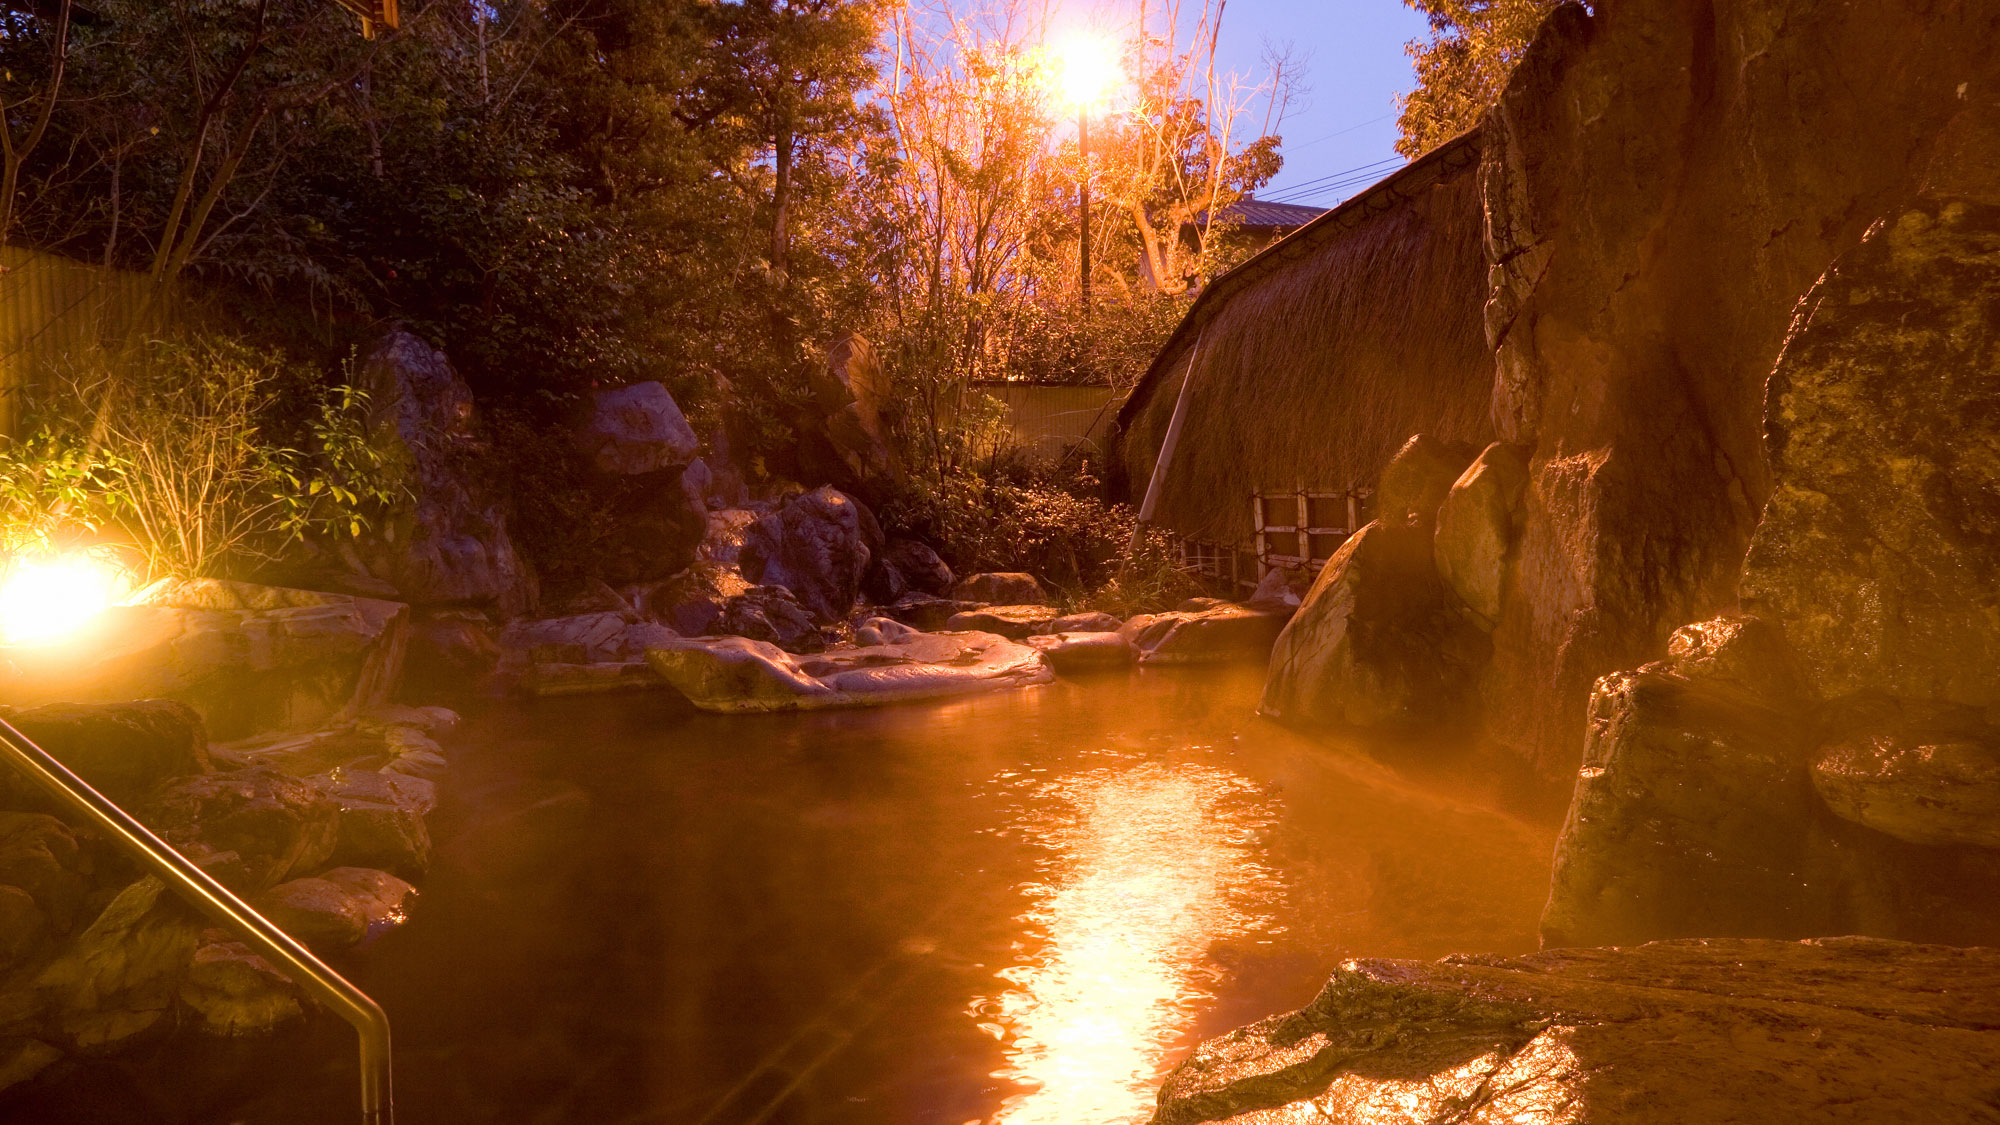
[{"left": 1259, "top": 155, "right": 1404, "bottom": 203}]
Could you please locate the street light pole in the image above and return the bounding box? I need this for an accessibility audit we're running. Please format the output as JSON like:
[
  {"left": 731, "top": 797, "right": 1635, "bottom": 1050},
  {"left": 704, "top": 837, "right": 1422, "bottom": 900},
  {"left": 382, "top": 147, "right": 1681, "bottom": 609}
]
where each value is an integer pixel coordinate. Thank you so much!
[{"left": 1078, "top": 107, "right": 1091, "bottom": 308}]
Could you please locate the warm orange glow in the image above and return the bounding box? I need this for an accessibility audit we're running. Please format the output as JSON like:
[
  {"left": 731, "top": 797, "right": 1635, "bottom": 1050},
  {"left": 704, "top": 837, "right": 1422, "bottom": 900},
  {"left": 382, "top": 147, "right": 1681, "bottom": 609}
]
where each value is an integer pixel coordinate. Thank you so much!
[
  {"left": 1050, "top": 33, "right": 1119, "bottom": 111},
  {"left": 0, "top": 550, "right": 130, "bottom": 645},
  {"left": 977, "top": 762, "right": 1273, "bottom": 1123}
]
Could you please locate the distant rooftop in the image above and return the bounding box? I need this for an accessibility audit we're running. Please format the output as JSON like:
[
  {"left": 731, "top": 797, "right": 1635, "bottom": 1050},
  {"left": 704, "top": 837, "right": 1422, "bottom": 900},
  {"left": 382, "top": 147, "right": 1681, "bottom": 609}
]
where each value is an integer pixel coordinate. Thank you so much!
[{"left": 1217, "top": 195, "right": 1330, "bottom": 230}]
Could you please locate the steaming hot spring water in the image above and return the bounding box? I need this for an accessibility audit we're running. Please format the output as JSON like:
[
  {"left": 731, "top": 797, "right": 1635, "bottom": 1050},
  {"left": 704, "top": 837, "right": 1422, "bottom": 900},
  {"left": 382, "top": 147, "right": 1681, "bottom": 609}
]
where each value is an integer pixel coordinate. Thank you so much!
[{"left": 22, "top": 665, "right": 1556, "bottom": 1124}]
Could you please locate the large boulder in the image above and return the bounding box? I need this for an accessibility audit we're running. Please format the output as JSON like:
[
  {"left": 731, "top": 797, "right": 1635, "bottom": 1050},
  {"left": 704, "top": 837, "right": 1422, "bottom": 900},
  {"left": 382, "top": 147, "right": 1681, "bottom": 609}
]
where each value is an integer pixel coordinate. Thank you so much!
[
  {"left": 952, "top": 572, "right": 1047, "bottom": 605},
  {"left": 880, "top": 540, "right": 953, "bottom": 597},
  {"left": 1261, "top": 522, "right": 1488, "bottom": 730},
  {"left": 645, "top": 631, "right": 1051, "bottom": 713},
  {"left": 179, "top": 939, "right": 302, "bottom": 1037},
  {"left": 314, "top": 768, "right": 437, "bottom": 877},
  {"left": 1810, "top": 699, "right": 2000, "bottom": 849},
  {"left": 739, "top": 487, "right": 872, "bottom": 623},
  {"left": 1152, "top": 938, "right": 2000, "bottom": 1125},
  {"left": 641, "top": 563, "right": 752, "bottom": 637},
  {"left": 0, "top": 580, "right": 409, "bottom": 741},
  {"left": 31, "top": 878, "right": 201, "bottom": 1051},
  {"left": 575, "top": 382, "right": 699, "bottom": 476},
  {"left": 142, "top": 768, "right": 341, "bottom": 892},
  {"left": 1373, "top": 433, "right": 1474, "bottom": 526},
  {"left": 1542, "top": 615, "right": 2000, "bottom": 949},
  {"left": 1742, "top": 198, "right": 2000, "bottom": 709},
  {"left": 360, "top": 329, "right": 535, "bottom": 616},
  {"left": 1432, "top": 441, "right": 1531, "bottom": 625},
  {"left": 3, "top": 701, "right": 209, "bottom": 805},
  {"left": 1123, "top": 605, "right": 1289, "bottom": 666},
  {"left": 1472, "top": 2, "right": 2000, "bottom": 776}
]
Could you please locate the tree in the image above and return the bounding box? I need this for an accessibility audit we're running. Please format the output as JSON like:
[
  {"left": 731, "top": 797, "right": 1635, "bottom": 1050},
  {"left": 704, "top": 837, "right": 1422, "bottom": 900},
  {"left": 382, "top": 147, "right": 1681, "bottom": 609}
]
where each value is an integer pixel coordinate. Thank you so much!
[{"left": 1394, "top": 0, "right": 1563, "bottom": 158}]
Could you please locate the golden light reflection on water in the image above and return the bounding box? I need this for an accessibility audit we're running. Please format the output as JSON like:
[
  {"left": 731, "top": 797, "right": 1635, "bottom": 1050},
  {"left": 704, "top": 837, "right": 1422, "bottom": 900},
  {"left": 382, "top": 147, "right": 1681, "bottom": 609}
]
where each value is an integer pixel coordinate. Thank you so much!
[{"left": 973, "top": 759, "right": 1279, "bottom": 1124}]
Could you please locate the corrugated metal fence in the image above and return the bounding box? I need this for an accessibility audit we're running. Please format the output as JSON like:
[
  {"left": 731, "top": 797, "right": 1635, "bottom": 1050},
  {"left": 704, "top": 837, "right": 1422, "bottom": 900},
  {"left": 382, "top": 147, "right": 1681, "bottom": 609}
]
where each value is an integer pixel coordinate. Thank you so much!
[
  {"left": 0, "top": 247, "right": 159, "bottom": 439},
  {"left": 972, "top": 381, "right": 1123, "bottom": 462}
]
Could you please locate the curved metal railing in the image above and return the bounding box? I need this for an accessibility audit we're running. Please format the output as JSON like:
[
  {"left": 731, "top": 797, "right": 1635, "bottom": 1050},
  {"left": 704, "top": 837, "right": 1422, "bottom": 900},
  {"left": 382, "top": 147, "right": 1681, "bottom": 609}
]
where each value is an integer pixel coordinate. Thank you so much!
[{"left": 0, "top": 716, "right": 394, "bottom": 1123}]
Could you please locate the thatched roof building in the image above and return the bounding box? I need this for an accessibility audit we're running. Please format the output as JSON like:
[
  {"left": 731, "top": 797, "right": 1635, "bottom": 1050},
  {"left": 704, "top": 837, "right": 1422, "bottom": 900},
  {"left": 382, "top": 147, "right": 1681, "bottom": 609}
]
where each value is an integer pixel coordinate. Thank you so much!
[{"left": 1116, "top": 128, "right": 1493, "bottom": 586}]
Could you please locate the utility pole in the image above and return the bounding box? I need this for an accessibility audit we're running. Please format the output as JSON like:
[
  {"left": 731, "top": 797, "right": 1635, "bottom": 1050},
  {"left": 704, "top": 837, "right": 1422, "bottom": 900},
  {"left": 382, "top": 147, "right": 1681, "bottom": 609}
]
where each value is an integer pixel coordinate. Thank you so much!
[{"left": 1078, "top": 108, "right": 1091, "bottom": 307}]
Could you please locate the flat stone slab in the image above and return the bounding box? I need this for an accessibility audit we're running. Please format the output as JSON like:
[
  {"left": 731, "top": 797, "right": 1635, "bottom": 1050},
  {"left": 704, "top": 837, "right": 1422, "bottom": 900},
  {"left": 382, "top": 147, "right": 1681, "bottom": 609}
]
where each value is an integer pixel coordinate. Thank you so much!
[
  {"left": 1026, "top": 630, "right": 1136, "bottom": 674},
  {"left": 944, "top": 604, "right": 1062, "bottom": 639},
  {"left": 645, "top": 631, "right": 1051, "bottom": 713},
  {"left": 1153, "top": 937, "right": 2000, "bottom": 1125}
]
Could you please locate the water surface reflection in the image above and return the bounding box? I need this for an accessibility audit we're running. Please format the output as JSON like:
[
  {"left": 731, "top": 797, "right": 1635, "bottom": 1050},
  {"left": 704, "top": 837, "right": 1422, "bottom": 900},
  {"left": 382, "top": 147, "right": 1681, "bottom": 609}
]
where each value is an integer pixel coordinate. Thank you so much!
[
  {"left": 13, "top": 666, "right": 1556, "bottom": 1125},
  {"left": 979, "top": 759, "right": 1277, "bottom": 1123}
]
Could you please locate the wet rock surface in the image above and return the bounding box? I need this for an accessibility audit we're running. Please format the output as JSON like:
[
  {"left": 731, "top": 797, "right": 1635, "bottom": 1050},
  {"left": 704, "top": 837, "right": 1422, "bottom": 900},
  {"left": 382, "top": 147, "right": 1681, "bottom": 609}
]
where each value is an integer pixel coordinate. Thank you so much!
[
  {"left": 645, "top": 630, "right": 1052, "bottom": 713},
  {"left": 1025, "top": 631, "right": 1137, "bottom": 674},
  {"left": 1152, "top": 938, "right": 2000, "bottom": 1125},
  {"left": 1742, "top": 198, "right": 2000, "bottom": 709},
  {"left": 1261, "top": 522, "right": 1486, "bottom": 730},
  {"left": 1125, "top": 604, "right": 1290, "bottom": 666}
]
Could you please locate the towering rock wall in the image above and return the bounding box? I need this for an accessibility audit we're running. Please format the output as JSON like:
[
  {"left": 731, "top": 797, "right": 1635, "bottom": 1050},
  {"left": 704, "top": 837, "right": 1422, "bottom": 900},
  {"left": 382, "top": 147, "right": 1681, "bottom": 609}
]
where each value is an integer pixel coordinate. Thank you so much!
[{"left": 1478, "top": 0, "right": 2000, "bottom": 772}]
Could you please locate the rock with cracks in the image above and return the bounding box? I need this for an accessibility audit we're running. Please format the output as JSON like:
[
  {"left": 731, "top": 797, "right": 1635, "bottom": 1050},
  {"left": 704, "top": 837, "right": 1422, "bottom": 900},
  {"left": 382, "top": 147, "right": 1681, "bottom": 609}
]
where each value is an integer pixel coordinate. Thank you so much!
[{"left": 1152, "top": 938, "right": 2000, "bottom": 1125}]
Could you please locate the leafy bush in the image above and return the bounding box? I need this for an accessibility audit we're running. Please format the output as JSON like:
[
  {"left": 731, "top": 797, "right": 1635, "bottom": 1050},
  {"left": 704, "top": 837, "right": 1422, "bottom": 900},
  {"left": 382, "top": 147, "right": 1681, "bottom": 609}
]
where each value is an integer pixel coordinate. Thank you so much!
[{"left": 0, "top": 336, "right": 399, "bottom": 580}]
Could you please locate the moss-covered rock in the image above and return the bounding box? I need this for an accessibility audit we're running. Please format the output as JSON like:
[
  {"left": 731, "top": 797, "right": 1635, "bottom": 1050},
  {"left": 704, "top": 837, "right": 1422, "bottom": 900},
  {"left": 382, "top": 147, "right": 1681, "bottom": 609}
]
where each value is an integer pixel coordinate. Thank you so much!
[{"left": 1742, "top": 198, "right": 2000, "bottom": 708}]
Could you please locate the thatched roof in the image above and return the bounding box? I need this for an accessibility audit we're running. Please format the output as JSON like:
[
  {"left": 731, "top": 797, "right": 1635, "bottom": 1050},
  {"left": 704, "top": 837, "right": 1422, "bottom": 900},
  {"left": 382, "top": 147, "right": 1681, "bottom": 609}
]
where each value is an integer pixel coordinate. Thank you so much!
[{"left": 1117, "top": 127, "right": 1493, "bottom": 545}]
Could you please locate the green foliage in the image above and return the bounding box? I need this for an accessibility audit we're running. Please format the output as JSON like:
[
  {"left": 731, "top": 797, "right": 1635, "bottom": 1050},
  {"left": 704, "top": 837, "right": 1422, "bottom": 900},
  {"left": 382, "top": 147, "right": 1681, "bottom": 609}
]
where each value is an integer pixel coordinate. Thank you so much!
[
  {"left": 1395, "top": 0, "right": 1567, "bottom": 157},
  {"left": 2, "top": 337, "right": 400, "bottom": 580}
]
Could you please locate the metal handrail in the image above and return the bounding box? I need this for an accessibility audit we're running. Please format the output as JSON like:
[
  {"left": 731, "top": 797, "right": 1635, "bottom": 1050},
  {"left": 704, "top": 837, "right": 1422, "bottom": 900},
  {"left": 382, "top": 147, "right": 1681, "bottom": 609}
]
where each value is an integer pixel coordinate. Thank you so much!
[{"left": 0, "top": 716, "right": 393, "bottom": 1123}]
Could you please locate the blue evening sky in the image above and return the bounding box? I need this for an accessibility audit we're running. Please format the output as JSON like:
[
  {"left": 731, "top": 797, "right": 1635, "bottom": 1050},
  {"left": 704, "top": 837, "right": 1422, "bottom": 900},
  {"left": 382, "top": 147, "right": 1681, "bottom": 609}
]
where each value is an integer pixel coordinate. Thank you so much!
[{"left": 1045, "top": 0, "right": 1431, "bottom": 208}]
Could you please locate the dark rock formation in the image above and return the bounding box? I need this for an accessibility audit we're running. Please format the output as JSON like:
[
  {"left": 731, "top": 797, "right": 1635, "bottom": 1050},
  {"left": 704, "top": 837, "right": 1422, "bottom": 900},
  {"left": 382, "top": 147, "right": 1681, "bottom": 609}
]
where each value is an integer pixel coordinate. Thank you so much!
[
  {"left": 1476, "top": 0, "right": 2000, "bottom": 774},
  {"left": 1152, "top": 938, "right": 2000, "bottom": 1125},
  {"left": 647, "top": 562, "right": 753, "bottom": 637},
  {"left": 1810, "top": 698, "right": 2000, "bottom": 850},
  {"left": 880, "top": 540, "right": 954, "bottom": 597},
  {"left": 717, "top": 585, "right": 821, "bottom": 652},
  {"left": 250, "top": 866, "right": 416, "bottom": 954},
  {"left": 1742, "top": 198, "right": 2000, "bottom": 708},
  {"left": 575, "top": 382, "right": 699, "bottom": 476},
  {"left": 1542, "top": 615, "right": 2000, "bottom": 949},
  {"left": 361, "top": 329, "right": 534, "bottom": 616},
  {"left": 143, "top": 769, "right": 341, "bottom": 893},
  {"left": 740, "top": 487, "right": 872, "bottom": 622},
  {"left": 951, "top": 572, "right": 1048, "bottom": 606},
  {"left": 4, "top": 701, "right": 209, "bottom": 805},
  {"left": 1261, "top": 521, "right": 1488, "bottom": 730},
  {"left": 1372, "top": 433, "right": 1472, "bottom": 527}
]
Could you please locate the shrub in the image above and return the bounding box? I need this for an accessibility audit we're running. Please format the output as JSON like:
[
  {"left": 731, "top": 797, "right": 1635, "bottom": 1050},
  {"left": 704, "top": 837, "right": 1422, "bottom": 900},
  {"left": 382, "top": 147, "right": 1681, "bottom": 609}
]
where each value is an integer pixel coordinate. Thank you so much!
[{"left": 0, "top": 336, "right": 399, "bottom": 580}]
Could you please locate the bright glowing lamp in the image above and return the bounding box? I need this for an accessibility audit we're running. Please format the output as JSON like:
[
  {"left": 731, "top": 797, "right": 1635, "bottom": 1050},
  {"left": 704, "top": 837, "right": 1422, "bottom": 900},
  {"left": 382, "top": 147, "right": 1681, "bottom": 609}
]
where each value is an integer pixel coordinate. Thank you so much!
[
  {"left": 1052, "top": 34, "right": 1118, "bottom": 111},
  {"left": 0, "top": 552, "right": 127, "bottom": 645}
]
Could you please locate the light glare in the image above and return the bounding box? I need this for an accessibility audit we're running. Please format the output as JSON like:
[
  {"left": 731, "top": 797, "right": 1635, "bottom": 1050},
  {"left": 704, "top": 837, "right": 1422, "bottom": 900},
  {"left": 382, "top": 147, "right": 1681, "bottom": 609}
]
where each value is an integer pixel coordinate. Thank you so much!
[
  {"left": 1052, "top": 34, "right": 1117, "bottom": 111},
  {"left": 0, "top": 553, "right": 125, "bottom": 645}
]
